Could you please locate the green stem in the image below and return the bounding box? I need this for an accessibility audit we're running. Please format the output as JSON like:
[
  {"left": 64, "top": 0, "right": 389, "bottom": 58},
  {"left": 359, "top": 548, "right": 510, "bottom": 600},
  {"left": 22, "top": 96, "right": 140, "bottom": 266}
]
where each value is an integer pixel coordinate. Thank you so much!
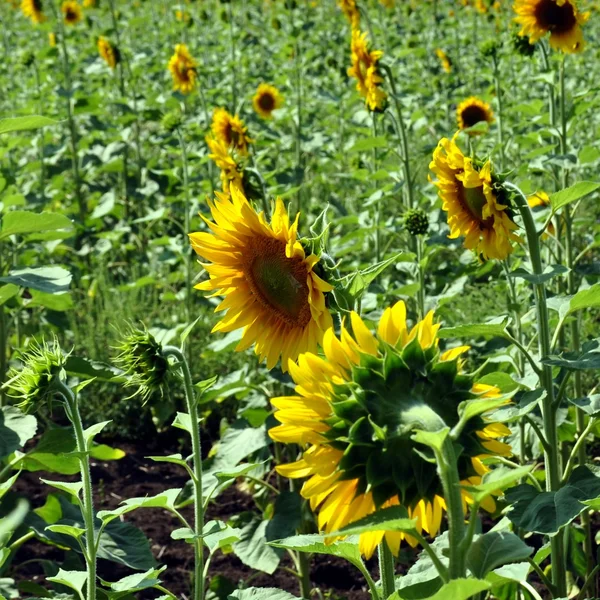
[
  {"left": 162, "top": 346, "right": 204, "bottom": 600},
  {"left": 297, "top": 551, "right": 311, "bottom": 599},
  {"left": 55, "top": 381, "right": 96, "bottom": 600},
  {"left": 377, "top": 542, "right": 396, "bottom": 599},
  {"left": 493, "top": 55, "right": 505, "bottom": 171},
  {"left": 227, "top": 2, "right": 237, "bottom": 110},
  {"left": 562, "top": 417, "right": 594, "bottom": 484},
  {"left": 506, "top": 182, "right": 565, "bottom": 596},
  {"left": 33, "top": 61, "right": 46, "bottom": 201},
  {"left": 416, "top": 236, "right": 426, "bottom": 319}
]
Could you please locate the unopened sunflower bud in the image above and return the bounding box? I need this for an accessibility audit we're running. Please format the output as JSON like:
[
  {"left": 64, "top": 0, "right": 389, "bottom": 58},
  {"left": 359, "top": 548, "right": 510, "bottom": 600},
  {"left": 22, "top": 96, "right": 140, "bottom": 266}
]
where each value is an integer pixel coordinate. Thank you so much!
[
  {"left": 512, "top": 33, "right": 535, "bottom": 57},
  {"left": 161, "top": 111, "right": 182, "bottom": 133},
  {"left": 480, "top": 39, "right": 499, "bottom": 59},
  {"left": 404, "top": 209, "right": 429, "bottom": 236},
  {"left": 4, "top": 339, "right": 68, "bottom": 413},
  {"left": 21, "top": 51, "right": 35, "bottom": 68},
  {"left": 114, "top": 325, "right": 170, "bottom": 401}
]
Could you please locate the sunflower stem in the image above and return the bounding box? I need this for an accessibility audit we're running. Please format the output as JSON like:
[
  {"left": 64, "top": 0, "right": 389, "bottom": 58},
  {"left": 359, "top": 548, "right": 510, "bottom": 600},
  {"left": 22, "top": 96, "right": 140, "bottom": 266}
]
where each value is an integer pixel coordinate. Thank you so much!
[
  {"left": 377, "top": 542, "right": 396, "bottom": 599},
  {"left": 33, "top": 60, "right": 46, "bottom": 201},
  {"left": 161, "top": 346, "right": 205, "bottom": 600},
  {"left": 492, "top": 54, "right": 505, "bottom": 171},
  {"left": 506, "top": 182, "right": 566, "bottom": 597},
  {"left": 53, "top": 380, "right": 97, "bottom": 600}
]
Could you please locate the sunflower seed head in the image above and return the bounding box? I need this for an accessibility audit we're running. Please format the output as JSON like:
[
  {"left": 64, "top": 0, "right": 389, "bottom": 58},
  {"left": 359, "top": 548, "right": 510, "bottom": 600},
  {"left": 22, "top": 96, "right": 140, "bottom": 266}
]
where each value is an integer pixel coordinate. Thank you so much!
[{"left": 404, "top": 209, "right": 429, "bottom": 236}]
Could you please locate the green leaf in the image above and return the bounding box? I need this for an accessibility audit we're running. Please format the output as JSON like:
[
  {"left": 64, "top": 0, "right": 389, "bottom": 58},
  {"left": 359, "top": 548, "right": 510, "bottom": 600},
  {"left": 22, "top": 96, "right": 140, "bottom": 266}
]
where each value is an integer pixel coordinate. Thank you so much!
[
  {"left": 348, "top": 136, "right": 387, "bottom": 153},
  {"left": 213, "top": 421, "right": 269, "bottom": 470},
  {"left": 542, "top": 350, "right": 600, "bottom": 370},
  {"left": 566, "top": 283, "right": 600, "bottom": 316},
  {"left": 0, "top": 266, "right": 71, "bottom": 294},
  {"left": 0, "top": 116, "right": 59, "bottom": 134},
  {"left": 147, "top": 454, "right": 188, "bottom": 468},
  {"left": 438, "top": 319, "right": 509, "bottom": 340},
  {"left": 333, "top": 506, "right": 416, "bottom": 536},
  {"left": 410, "top": 578, "right": 490, "bottom": 600},
  {"left": 65, "top": 356, "right": 125, "bottom": 382},
  {"left": 180, "top": 316, "right": 201, "bottom": 346},
  {"left": 46, "top": 524, "right": 86, "bottom": 540},
  {"left": 549, "top": 181, "right": 600, "bottom": 212},
  {"left": 0, "top": 473, "right": 19, "bottom": 501},
  {"left": 505, "top": 466, "right": 600, "bottom": 534},
  {"left": 90, "top": 444, "right": 125, "bottom": 461},
  {"left": 229, "top": 588, "right": 298, "bottom": 600},
  {"left": 40, "top": 479, "right": 83, "bottom": 500},
  {"left": 171, "top": 412, "right": 198, "bottom": 435},
  {"left": 0, "top": 284, "right": 19, "bottom": 306},
  {"left": 510, "top": 265, "right": 569, "bottom": 285},
  {"left": 97, "top": 488, "right": 182, "bottom": 524},
  {"left": 411, "top": 427, "right": 449, "bottom": 452},
  {"left": 0, "top": 211, "right": 73, "bottom": 241},
  {"left": 269, "top": 533, "right": 362, "bottom": 567},
  {"left": 195, "top": 375, "right": 219, "bottom": 397},
  {"left": 457, "top": 396, "right": 512, "bottom": 425},
  {"left": 568, "top": 395, "right": 600, "bottom": 416},
  {"left": 233, "top": 517, "right": 281, "bottom": 575},
  {"left": 466, "top": 532, "right": 533, "bottom": 578},
  {"left": 46, "top": 569, "right": 87, "bottom": 597},
  {"left": 83, "top": 421, "right": 111, "bottom": 448},
  {"left": 0, "top": 500, "right": 29, "bottom": 540},
  {"left": 345, "top": 253, "right": 414, "bottom": 297},
  {"left": 103, "top": 567, "right": 166, "bottom": 596},
  {"left": 203, "top": 520, "right": 242, "bottom": 553},
  {"left": 213, "top": 461, "right": 268, "bottom": 482},
  {"left": 0, "top": 406, "right": 37, "bottom": 458},
  {"left": 462, "top": 466, "right": 533, "bottom": 504}
]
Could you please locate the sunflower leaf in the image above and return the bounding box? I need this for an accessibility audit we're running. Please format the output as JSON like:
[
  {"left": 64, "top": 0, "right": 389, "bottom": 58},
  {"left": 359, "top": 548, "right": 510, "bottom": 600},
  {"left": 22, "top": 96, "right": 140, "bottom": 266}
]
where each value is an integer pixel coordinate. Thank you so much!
[
  {"left": 550, "top": 180, "right": 600, "bottom": 212},
  {"left": 332, "top": 506, "right": 416, "bottom": 536}
]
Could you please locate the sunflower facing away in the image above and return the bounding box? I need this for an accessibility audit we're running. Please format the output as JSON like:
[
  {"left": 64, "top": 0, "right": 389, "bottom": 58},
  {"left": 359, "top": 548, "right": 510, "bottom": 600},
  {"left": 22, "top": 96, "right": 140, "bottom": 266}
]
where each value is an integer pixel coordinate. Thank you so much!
[
  {"left": 348, "top": 29, "right": 387, "bottom": 112},
  {"left": 253, "top": 84, "right": 284, "bottom": 119},
  {"left": 21, "top": 0, "right": 45, "bottom": 23},
  {"left": 338, "top": 0, "right": 360, "bottom": 27},
  {"left": 168, "top": 43, "right": 197, "bottom": 94},
  {"left": 528, "top": 190, "right": 556, "bottom": 237},
  {"left": 205, "top": 135, "right": 244, "bottom": 193},
  {"left": 98, "top": 36, "right": 119, "bottom": 70},
  {"left": 61, "top": 0, "right": 82, "bottom": 25},
  {"left": 435, "top": 48, "right": 452, "bottom": 73},
  {"left": 189, "top": 186, "right": 333, "bottom": 371},
  {"left": 513, "top": 0, "right": 589, "bottom": 53},
  {"left": 270, "top": 302, "right": 511, "bottom": 558},
  {"left": 429, "top": 134, "right": 520, "bottom": 260},
  {"left": 456, "top": 97, "right": 494, "bottom": 132},
  {"left": 211, "top": 108, "right": 253, "bottom": 156}
]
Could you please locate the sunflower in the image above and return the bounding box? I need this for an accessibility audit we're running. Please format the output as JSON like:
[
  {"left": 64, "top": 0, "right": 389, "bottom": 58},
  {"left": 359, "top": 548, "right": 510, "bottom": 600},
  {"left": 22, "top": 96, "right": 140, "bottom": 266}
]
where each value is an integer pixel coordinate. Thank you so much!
[
  {"left": 435, "top": 48, "right": 452, "bottom": 73},
  {"left": 97, "top": 36, "right": 119, "bottom": 70},
  {"left": 48, "top": 32, "right": 57, "bottom": 47},
  {"left": 456, "top": 97, "right": 494, "bottom": 132},
  {"left": 211, "top": 108, "right": 253, "bottom": 156},
  {"left": 528, "top": 190, "right": 556, "bottom": 237},
  {"left": 252, "top": 84, "right": 284, "bottom": 119},
  {"left": 83, "top": 0, "right": 96, "bottom": 6},
  {"left": 61, "top": 0, "right": 82, "bottom": 25},
  {"left": 205, "top": 135, "right": 244, "bottom": 193},
  {"left": 189, "top": 187, "right": 333, "bottom": 371},
  {"left": 21, "top": 0, "right": 45, "bottom": 23},
  {"left": 176, "top": 9, "right": 191, "bottom": 22},
  {"left": 429, "top": 134, "right": 520, "bottom": 260},
  {"left": 270, "top": 302, "right": 511, "bottom": 558},
  {"left": 513, "top": 0, "right": 589, "bottom": 53},
  {"left": 338, "top": 0, "right": 360, "bottom": 27},
  {"left": 168, "top": 43, "right": 197, "bottom": 94},
  {"left": 347, "top": 30, "right": 387, "bottom": 112}
]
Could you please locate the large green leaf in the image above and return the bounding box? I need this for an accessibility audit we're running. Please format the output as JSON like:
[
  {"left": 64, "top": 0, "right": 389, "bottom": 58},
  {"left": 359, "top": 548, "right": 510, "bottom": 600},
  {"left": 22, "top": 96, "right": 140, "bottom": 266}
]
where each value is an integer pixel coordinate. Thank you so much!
[
  {"left": 505, "top": 466, "right": 600, "bottom": 534},
  {"left": 0, "top": 267, "right": 71, "bottom": 294},
  {"left": 568, "top": 395, "right": 600, "bottom": 416},
  {"left": 65, "top": 356, "right": 126, "bottom": 382},
  {"left": 0, "top": 284, "right": 19, "bottom": 306},
  {"left": 466, "top": 532, "right": 533, "bottom": 578},
  {"left": 213, "top": 420, "right": 269, "bottom": 469},
  {"left": 97, "top": 489, "right": 182, "bottom": 524},
  {"left": 269, "top": 533, "right": 362, "bottom": 567},
  {"left": 0, "top": 116, "right": 59, "bottom": 134},
  {"left": 46, "top": 569, "right": 86, "bottom": 597},
  {"left": 229, "top": 588, "right": 298, "bottom": 600},
  {"left": 334, "top": 506, "right": 416, "bottom": 536},
  {"left": 0, "top": 500, "right": 29, "bottom": 541},
  {"left": 462, "top": 465, "right": 533, "bottom": 503},
  {"left": 396, "top": 578, "right": 490, "bottom": 600},
  {"left": 0, "top": 406, "right": 37, "bottom": 458},
  {"left": 549, "top": 181, "right": 600, "bottom": 212},
  {"left": 101, "top": 566, "right": 167, "bottom": 599},
  {"left": 233, "top": 517, "right": 280, "bottom": 575},
  {"left": 438, "top": 319, "right": 509, "bottom": 340},
  {"left": 542, "top": 349, "right": 600, "bottom": 370},
  {"left": 0, "top": 211, "right": 73, "bottom": 241}
]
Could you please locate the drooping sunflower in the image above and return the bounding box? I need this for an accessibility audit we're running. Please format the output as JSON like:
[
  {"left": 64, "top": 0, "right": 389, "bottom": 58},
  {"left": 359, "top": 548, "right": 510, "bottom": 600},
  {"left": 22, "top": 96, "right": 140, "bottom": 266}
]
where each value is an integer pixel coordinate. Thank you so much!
[
  {"left": 211, "top": 108, "right": 253, "bottom": 156},
  {"left": 528, "top": 190, "right": 556, "bottom": 237},
  {"left": 252, "top": 84, "right": 284, "bottom": 120},
  {"left": 456, "top": 97, "right": 494, "bottom": 132},
  {"left": 61, "top": 0, "right": 82, "bottom": 25},
  {"left": 21, "top": 0, "right": 45, "bottom": 23},
  {"left": 189, "top": 187, "right": 333, "bottom": 371},
  {"left": 97, "top": 36, "right": 119, "bottom": 70},
  {"left": 347, "top": 29, "right": 387, "bottom": 112},
  {"left": 513, "top": 0, "right": 589, "bottom": 53},
  {"left": 205, "top": 135, "right": 244, "bottom": 193},
  {"left": 429, "top": 134, "right": 521, "bottom": 260},
  {"left": 435, "top": 48, "right": 452, "bottom": 73},
  {"left": 270, "top": 302, "right": 511, "bottom": 558},
  {"left": 168, "top": 43, "right": 197, "bottom": 95},
  {"left": 338, "top": 0, "right": 360, "bottom": 27}
]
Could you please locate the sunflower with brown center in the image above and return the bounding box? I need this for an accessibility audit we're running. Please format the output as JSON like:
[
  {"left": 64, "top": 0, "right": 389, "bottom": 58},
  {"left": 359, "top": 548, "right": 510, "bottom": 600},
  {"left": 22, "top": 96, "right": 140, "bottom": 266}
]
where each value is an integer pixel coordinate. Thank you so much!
[
  {"left": 252, "top": 84, "right": 284, "bottom": 120},
  {"left": 347, "top": 29, "right": 387, "bottom": 112},
  {"left": 270, "top": 301, "right": 511, "bottom": 558},
  {"left": 429, "top": 134, "right": 521, "bottom": 260},
  {"left": 456, "top": 97, "right": 494, "bottom": 133},
  {"left": 189, "top": 187, "right": 333, "bottom": 371},
  {"left": 21, "top": 0, "right": 45, "bottom": 23},
  {"left": 513, "top": 0, "right": 589, "bottom": 53},
  {"left": 97, "top": 36, "right": 119, "bottom": 70},
  {"left": 168, "top": 43, "right": 197, "bottom": 94},
  {"left": 61, "top": 0, "right": 82, "bottom": 25},
  {"left": 211, "top": 108, "right": 253, "bottom": 156}
]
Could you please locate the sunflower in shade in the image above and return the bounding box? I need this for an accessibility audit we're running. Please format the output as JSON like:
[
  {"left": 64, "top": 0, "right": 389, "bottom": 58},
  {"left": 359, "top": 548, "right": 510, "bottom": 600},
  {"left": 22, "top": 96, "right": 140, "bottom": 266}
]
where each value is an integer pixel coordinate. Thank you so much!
[
  {"left": 168, "top": 43, "right": 197, "bottom": 94},
  {"left": 253, "top": 84, "right": 284, "bottom": 119},
  {"left": 347, "top": 30, "right": 387, "bottom": 112},
  {"left": 456, "top": 97, "right": 494, "bottom": 133},
  {"left": 211, "top": 108, "right": 253, "bottom": 156},
  {"left": 97, "top": 36, "right": 120, "bottom": 69},
  {"left": 189, "top": 187, "right": 333, "bottom": 371},
  {"left": 21, "top": 0, "right": 45, "bottom": 23},
  {"left": 528, "top": 190, "right": 556, "bottom": 238},
  {"left": 435, "top": 48, "right": 452, "bottom": 73},
  {"left": 429, "top": 134, "right": 521, "bottom": 260},
  {"left": 270, "top": 301, "right": 511, "bottom": 558},
  {"left": 61, "top": 0, "right": 82, "bottom": 25},
  {"left": 205, "top": 135, "right": 244, "bottom": 193},
  {"left": 513, "top": 0, "right": 589, "bottom": 53}
]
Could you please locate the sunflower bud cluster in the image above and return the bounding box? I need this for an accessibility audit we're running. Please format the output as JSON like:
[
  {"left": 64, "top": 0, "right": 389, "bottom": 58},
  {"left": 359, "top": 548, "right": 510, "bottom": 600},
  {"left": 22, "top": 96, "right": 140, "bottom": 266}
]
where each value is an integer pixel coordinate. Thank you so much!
[{"left": 403, "top": 208, "right": 429, "bottom": 236}]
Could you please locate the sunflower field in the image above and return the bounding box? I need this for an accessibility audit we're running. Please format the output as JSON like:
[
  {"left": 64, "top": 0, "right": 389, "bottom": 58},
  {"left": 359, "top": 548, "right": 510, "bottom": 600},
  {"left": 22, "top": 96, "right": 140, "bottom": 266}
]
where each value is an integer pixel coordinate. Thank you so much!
[{"left": 1, "top": 0, "right": 600, "bottom": 599}]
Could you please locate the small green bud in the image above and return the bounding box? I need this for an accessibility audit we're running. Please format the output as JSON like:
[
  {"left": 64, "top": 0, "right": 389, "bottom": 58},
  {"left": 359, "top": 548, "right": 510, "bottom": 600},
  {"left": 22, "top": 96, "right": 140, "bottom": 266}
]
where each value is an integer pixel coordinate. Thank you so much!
[
  {"left": 480, "top": 39, "right": 499, "bottom": 59},
  {"left": 161, "top": 111, "right": 182, "bottom": 133},
  {"left": 114, "top": 325, "right": 170, "bottom": 401},
  {"left": 4, "top": 338, "right": 68, "bottom": 413},
  {"left": 404, "top": 209, "right": 429, "bottom": 236},
  {"left": 21, "top": 51, "right": 35, "bottom": 68},
  {"left": 511, "top": 33, "right": 535, "bottom": 57}
]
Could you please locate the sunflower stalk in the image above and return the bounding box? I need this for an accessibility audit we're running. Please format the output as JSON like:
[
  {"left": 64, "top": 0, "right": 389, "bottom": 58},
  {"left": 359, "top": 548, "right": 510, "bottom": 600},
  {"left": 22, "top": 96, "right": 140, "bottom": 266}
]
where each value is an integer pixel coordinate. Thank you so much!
[
  {"left": 378, "top": 543, "right": 396, "bottom": 599},
  {"left": 33, "top": 60, "right": 46, "bottom": 200},
  {"left": 53, "top": 379, "right": 97, "bottom": 600},
  {"left": 492, "top": 54, "right": 505, "bottom": 171},
  {"left": 506, "top": 182, "right": 566, "bottom": 596},
  {"left": 161, "top": 346, "right": 205, "bottom": 600}
]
